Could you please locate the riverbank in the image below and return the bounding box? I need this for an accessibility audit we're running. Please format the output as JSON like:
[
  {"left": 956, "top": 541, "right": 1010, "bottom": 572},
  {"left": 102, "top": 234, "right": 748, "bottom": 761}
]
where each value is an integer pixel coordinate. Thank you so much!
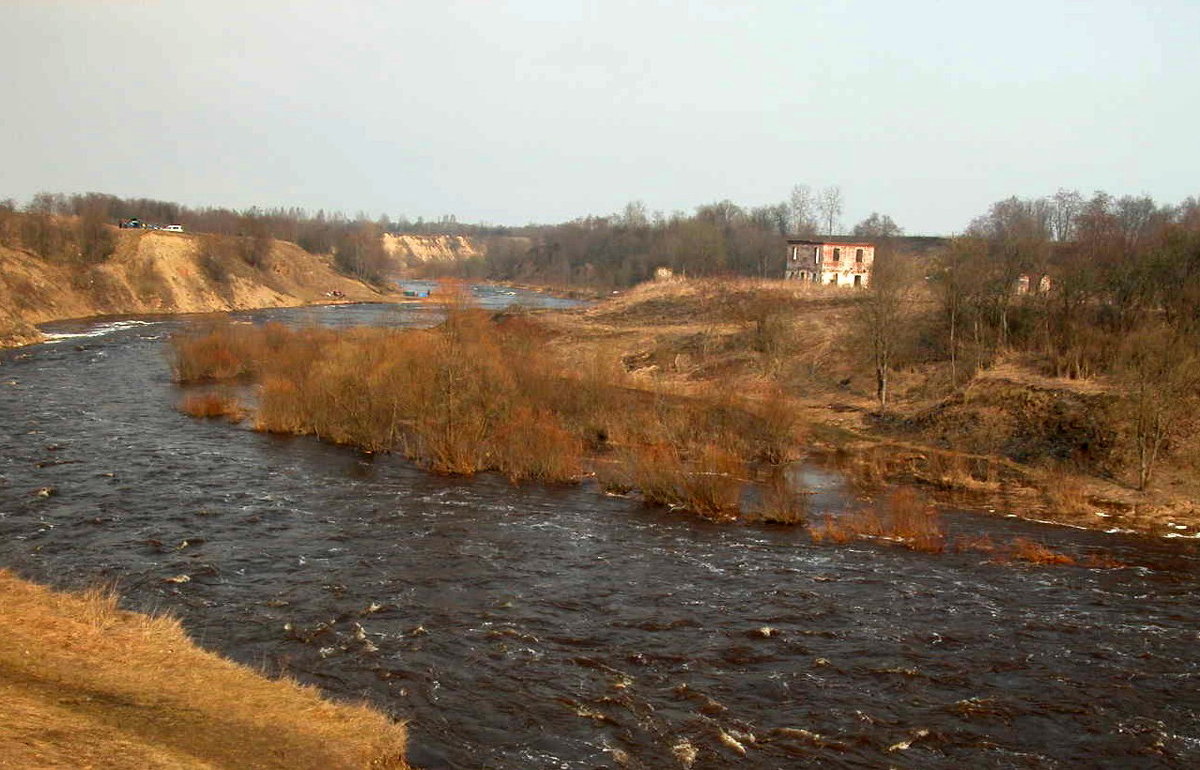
[
  {"left": 535, "top": 278, "right": 1200, "bottom": 537},
  {"left": 0, "top": 569, "right": 409, "bottom": 769},
  {"left": 0, "top": 229, "right": 387, "bottom": 349},
  {"left": 163, "top": 278, "right": 1197, "bottom": 539},
  {"left": 4, "top": 292, "right": 1197, "bottom": 768}
]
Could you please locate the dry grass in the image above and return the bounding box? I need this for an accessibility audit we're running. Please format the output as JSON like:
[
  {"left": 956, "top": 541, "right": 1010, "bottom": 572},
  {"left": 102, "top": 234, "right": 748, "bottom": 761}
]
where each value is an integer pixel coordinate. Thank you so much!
[
  {"left": 808, "top": 488, "right": 945, "bottom": 552},
  {"left": 178, "top": 391, "right": 245, "bottom": 421},
  {"left": 1080, "top": 552, "right": 1126, "bottom": 569},
  {"left": 492, "top": 406, "right": 583, "bottom": 484},
  {"left": 1041, "top": 465, "right": 1093, "bottom": 516},
  {"left": 747, "top": 466, "right": 809, "bottom": 525},
  {"left": 924, "top": 451, "right": 977, "bottom": 489},
  {"left": 840, "top": 447, "right": 894, "bottom": 491},
  {"left": 888, "top": 487, "right": 947, "bottom": 552},
  {"left": 0, "top": 569, "right": 409, "bottom": 770},
  {"left": 1004, "top": 537, "right": 1078, "bottom": 566},
  {"left": 953, "top": 534, "right": 998, "bottom": 554}
]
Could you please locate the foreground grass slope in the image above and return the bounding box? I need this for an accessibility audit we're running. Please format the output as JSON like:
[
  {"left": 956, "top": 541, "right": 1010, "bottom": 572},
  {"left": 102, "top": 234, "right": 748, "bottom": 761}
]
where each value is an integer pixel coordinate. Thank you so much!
[{"left": 0, "top": 570, "right": 409, "bottom": 770}]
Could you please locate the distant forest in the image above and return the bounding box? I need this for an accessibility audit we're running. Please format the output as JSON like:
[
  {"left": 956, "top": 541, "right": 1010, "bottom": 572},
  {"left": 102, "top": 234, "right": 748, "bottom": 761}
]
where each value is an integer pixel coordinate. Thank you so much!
[
  {"left": 1, "top": 188, "right": 1198, "bottom": 300},
  {"left": 0, "top": 186, "right": 899, "bottom": 286}
]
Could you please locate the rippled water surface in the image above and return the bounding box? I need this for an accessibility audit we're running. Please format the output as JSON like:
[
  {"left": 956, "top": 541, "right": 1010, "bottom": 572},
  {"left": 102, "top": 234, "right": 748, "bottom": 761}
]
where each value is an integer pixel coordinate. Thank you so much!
[{"left": 1, "top": 289, "right": 1198, "bottom": 769}]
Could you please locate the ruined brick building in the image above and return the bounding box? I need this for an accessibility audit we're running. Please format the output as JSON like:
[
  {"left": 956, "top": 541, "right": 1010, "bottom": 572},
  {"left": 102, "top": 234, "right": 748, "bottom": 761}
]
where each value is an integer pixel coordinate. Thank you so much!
[{"left": 784, "top": 239, "right": 875, "bottom": 287}]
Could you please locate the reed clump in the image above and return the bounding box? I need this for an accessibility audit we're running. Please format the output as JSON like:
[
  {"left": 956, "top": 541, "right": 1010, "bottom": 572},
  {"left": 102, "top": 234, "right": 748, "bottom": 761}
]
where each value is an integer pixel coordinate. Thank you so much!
[
  {"left": 1041, "top": 465, "right": 1092, "bottom": 516},
  {"left": 1004, "top": 537, "right": 1077, "bottom": 566},
  {"left": 747, "top": 466, "right": 808, "bottom": 525},
  {"left": 178, "top": 391, "right": 245, "bottom": 421},
  {"left": 808, "top": 487, "right": 945, "bottom": 552},
  {"left": 170, "top": 320, "right": 290, "bottom": 382}
]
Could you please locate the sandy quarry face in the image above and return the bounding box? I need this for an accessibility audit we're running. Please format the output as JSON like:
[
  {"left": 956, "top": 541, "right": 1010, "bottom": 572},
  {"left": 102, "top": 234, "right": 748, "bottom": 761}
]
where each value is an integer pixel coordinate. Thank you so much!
[
  {"left": 0, "top": 229, "right": 384, "bottom": 347},
  {"left": 381, "top": 233, "right": 482, "bottom": 263}
]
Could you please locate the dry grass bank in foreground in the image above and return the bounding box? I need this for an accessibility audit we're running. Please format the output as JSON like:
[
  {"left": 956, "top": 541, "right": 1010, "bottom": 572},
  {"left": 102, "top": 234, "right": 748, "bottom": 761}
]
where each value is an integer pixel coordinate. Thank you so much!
[{"left": 0, "top": 569, "right": 409, "bottom": 770}]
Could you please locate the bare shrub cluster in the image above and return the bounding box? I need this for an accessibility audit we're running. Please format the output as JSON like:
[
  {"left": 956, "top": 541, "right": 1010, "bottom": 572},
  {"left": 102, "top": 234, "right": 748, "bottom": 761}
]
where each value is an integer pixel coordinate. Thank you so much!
[
  {"left": 170, "top": 306, "right": 804, "bottom": 514},
  {"left": 808, "top": 488, "right": 1124, "bottom": 567}
]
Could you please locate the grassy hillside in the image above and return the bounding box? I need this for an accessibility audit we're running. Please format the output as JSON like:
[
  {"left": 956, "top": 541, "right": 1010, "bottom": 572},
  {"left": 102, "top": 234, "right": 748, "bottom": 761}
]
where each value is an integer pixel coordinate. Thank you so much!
[{"left": 537, "top": 278, "right": 1200, "bottom": 535}]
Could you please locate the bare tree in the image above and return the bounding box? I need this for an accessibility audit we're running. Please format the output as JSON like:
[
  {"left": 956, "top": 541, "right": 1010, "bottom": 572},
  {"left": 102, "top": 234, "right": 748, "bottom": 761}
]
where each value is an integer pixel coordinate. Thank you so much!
[
  {"left": 967, "top": 196, "right": 1052, "bottom": 348},
  {"left": 1115, "top": 326, "right": 1200, "bottom": 490},
  {"left": 620, "top": 200, "right": 649, "bottom": 228},
  {"left": 1050, "top": 188, "right": 1082, "bottom": 242},
  {"left": 789, "top": 184, "right": 818, "bottom": 236},
  {"left": 856, "top": 249, "right": 914, "bottom": 411},
  {"left": 817, "top": 186, "right": 843, "bottom": 236},
  {"left": 932, "top": 238, "right": 983, "bottom": 386},
  {"left": 77, "top": 197, "right": 116, "bottom": 265},
  {"left": 851, "top": 212, "right": 903, "bottom": 240}
]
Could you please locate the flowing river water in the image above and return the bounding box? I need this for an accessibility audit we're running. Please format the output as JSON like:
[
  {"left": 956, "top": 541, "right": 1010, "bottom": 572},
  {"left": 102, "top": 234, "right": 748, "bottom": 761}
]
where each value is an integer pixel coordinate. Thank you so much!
[{"left": 1, "top": 286, "right": 1197, "bottom": 769}]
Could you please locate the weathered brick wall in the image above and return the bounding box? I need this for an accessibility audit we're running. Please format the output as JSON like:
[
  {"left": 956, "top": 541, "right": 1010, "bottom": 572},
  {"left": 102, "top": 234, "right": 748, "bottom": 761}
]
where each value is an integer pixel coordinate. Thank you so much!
[{"left": 783, "top": 241, "right": 874, "bottom": 287}]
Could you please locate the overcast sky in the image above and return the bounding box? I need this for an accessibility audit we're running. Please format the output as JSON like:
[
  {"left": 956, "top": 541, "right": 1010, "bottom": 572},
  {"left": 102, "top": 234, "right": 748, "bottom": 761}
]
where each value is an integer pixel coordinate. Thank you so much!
[{"left": 2, "top": 0, "right": 1196, "bottom": 233}]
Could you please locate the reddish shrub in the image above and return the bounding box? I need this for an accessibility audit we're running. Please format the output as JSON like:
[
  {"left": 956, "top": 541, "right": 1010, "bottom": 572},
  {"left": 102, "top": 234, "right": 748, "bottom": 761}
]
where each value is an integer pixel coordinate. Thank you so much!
[
  {"left": 1007, "top": 537, "right": 1077, "bottom": 566},
  {"left": 178, "top": 392, "right": 244, "bottom": 421}
]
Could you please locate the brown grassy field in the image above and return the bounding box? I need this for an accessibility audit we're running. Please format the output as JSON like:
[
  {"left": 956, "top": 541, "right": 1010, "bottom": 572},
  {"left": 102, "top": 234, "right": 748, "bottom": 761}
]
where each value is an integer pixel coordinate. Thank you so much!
[
  {"left": 536, "top": 278, "right": 1200, "bottom": 536},
  {"left": 0, "top": 569, "right": 409, "bottom": 769}
]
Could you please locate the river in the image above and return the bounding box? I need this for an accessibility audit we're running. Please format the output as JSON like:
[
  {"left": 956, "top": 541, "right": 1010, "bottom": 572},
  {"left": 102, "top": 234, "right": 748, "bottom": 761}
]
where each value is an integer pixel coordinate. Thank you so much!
[{"left": 1, "top": 287, "right": 1197, "bottom": 769}]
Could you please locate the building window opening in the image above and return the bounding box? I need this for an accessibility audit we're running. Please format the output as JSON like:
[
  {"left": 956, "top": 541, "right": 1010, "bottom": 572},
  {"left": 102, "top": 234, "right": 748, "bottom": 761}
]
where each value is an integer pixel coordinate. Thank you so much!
[
  {"left": 832, "top": 247, "right": 841, "bottom": 262},
  {"left": 829, "top": 274, "right": 838, "bottom": 286},
  {"left": 856, "top": 248, "right": 864, "bottom": 263}
]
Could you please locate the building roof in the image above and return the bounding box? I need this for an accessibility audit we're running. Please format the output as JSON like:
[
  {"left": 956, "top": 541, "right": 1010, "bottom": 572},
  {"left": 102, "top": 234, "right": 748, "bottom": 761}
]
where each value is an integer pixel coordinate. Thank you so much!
[{"left": 786, "top": 238, "right": 875, "bottom": 248}]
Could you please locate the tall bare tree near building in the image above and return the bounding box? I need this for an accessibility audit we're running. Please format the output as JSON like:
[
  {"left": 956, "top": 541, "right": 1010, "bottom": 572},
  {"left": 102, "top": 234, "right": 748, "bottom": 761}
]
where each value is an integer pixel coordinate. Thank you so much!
[
  {"left": 788, "top": 185, "right": 818, "bottom": 236},
  {"left": 620, "top": 200, "right": 649, "bottom": 227},
  {"left": 932, "top": 237, "right": 983, "bottom": 386},
  {"left": 856, "top": 249, "right": 913, "bottom": 411},
  {"left": 817, "top": 186, "right": 843, "bottom": 236}
]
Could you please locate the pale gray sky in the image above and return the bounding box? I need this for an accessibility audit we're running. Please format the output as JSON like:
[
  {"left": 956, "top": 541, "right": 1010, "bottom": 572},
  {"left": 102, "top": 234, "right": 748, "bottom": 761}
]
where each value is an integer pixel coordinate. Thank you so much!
[{"left": 3, "top": 0, "right": 1197, "bottom": 233}]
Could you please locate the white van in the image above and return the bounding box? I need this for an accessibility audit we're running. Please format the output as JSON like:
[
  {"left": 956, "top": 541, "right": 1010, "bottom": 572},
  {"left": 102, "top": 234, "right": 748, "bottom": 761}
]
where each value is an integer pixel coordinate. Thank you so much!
[{"left": 164, "top": 224, "right": 184, "bottom": 233}]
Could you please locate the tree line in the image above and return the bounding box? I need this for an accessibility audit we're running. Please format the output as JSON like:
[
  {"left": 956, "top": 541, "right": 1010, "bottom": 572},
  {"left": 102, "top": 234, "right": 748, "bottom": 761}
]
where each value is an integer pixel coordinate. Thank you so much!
[
  {"left": 433, "top": 186, "right": 903, "bottom": 287},
  {"left": 858, "top": 190, "right": 1200, "bottom": 489},
  {"left": 0, "top": 192, "right": 397, "bottom": 283},
  {"left": 0, "top": 186, "right": 902, "bottom": 288}
]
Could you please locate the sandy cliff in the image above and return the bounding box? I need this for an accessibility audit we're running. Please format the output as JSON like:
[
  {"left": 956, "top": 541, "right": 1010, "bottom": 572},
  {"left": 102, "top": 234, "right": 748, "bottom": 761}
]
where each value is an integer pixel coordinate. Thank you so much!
[
  {"left": 382, "top": 233, "right": 481, "bottom": 264},
  {"left": 0, "top": 229, "right": 385, "bottom": 347}
]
